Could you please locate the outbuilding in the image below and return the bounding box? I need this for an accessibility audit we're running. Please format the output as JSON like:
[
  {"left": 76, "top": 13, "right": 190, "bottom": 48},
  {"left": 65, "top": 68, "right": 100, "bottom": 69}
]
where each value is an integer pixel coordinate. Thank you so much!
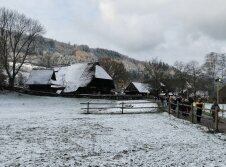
[
  {"left": 125, "top": 82, "right": 151, "bottom": 96},
  {"left": 26, "top": 69, "right": 61, "bottom": 92}
]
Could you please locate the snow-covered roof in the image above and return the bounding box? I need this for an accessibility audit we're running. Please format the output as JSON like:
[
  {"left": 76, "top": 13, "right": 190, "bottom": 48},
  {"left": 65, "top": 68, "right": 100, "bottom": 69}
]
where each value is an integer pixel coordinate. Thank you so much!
[
  {"left": 26, "top": 63, "right": 113, "bottom": 93},
  {"left": 95, "top": 65, "right": 112, "bottom": 80},
  {"left": 52, "top": 63, "right": 91, "bottom": 93},
  {"left": 132, "top": 82, "right": 150, "bottom": 94},
  {"left": 53, "top": 63, "right": 113, "bottom": 93},
  {"left": 26, "top": 69, "right": 54, "bottom": 85}
]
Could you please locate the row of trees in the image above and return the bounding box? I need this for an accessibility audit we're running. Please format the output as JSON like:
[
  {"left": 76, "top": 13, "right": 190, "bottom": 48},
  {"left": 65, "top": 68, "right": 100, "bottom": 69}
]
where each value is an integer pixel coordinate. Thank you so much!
[
  {"left": 98, "top": 53, "right": 226, "bottom": 98},
  {"left": 144, "top": 52, "right": 226, "bottom": 98}
]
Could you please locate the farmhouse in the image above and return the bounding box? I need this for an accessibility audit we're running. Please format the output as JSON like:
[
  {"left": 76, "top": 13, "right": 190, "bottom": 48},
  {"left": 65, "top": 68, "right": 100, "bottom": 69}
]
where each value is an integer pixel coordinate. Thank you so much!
[
  {"left": 53, "top": 62, "right": 115, "bottom": 94},
  {"left": 26, "top": 63, "right": 115, "bottom": 94},
  {"left": 125, "top": 82, "right": 151, "bottom": 96}
]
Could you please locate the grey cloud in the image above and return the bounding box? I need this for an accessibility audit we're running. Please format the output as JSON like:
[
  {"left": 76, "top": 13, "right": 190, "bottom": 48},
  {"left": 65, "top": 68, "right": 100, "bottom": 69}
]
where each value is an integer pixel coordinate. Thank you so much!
[
  {"left": 1, "top": 0, "right": 226, "bottom": 65},
  {"left": 91, "top": 0, "right": 226, "bottom": 63}
]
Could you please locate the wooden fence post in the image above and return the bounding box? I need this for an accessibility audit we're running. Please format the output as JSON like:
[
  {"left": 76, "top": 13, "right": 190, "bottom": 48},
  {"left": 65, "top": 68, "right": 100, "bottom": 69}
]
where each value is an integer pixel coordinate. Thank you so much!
[
  {"left": 121, "top": 102, "right": 124, "bottom": 114},
  {"left": 222, "top": 105, "right": 224, "bottom": 118},
  {"left": 159, "top": 102, "right": 164, "bottom": 112},
  {"left": 215, "top": 109, "right": 219, "bottom": 132},
  {"left": 87, "top": 102, "right": 90, "bottom": 114},
  {"left": 176, "top": 101, "right": 179, "bottom": 118},
  {"left": 191, "top": 104, "right": 194, "bottom": 123},
  {"left": 168, "top": 100, "right": 171, "bottom": 114}
]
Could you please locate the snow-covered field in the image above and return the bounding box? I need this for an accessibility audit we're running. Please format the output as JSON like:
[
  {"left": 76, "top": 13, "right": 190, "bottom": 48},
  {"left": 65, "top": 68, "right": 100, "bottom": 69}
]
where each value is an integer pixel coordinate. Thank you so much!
[{"left": 1, "top": 93, "right": 226, "bottom": 166}]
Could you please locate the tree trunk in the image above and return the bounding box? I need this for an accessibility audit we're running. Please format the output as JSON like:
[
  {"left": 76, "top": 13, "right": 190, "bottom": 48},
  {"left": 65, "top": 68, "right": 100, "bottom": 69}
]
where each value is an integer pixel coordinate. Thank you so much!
[{"left": 8, "top": 77, "right": 15, "bottom": 90}]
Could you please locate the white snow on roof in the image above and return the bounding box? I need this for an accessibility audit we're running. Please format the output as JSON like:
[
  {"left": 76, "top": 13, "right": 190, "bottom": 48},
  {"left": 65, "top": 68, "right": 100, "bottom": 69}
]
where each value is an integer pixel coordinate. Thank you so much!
[
  {"left": 132, "top": 82, "right": 150, "bottom": 93},
  {"left": 52, "top": 63, "right": 92, "bottom": 93},
  {"left": 26, "top": 69, "right": 54, "bottom": 85},
  {"left": 95, "top": 65, "right": 112, "bottom": 80},
  {"left": 26, "top": 63, "right": 113, "bottom": 93},
  {"left": 53, "top": 63, "right": 114, "bottom": 93}
]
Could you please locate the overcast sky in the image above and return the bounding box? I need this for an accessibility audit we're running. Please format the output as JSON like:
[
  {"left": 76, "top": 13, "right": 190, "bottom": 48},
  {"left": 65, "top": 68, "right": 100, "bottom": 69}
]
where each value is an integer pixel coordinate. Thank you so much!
[{"left": 1, "top": 0, "right": 226, "bottom": 65}]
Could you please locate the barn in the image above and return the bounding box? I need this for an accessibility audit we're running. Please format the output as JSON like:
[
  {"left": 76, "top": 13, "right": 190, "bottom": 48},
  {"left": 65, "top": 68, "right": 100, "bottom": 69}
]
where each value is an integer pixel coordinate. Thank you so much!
[
  {"left": 26, "top": 63, "right": 115, "bottom": 95},
  {"left": 125, "top": 82, "right": 151, "bottom": 96},
  {"left": 53, "top": 62, "right": 115, "bottom": 94}
]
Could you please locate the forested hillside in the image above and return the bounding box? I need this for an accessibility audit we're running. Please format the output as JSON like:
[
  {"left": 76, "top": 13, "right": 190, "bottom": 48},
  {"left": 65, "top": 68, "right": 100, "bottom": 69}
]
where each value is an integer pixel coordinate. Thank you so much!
[{"left": 32, "top": 37, "right": 144, "bottom": 71}]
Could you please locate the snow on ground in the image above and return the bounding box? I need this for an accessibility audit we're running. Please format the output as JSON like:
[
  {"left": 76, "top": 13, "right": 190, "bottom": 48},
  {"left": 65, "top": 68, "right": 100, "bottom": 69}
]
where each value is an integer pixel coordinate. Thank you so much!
[{"left": 1, "top": 93, "right": 226, "bottom": 166}]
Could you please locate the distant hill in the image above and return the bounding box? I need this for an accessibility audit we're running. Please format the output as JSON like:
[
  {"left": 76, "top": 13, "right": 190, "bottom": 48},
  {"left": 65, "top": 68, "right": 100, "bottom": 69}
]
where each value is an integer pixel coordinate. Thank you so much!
[{"left": 32, "top": 36, "right": 145, "bottom": 73}]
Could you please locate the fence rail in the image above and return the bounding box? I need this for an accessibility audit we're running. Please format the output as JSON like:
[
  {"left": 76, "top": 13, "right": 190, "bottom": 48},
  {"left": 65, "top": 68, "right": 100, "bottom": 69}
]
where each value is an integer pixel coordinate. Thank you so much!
[
  {"left": 80, "top": 101, "right": 158, "bottom": 114},
  {"left": 164, "top": 101, "right": 224, "bottom": 132}
]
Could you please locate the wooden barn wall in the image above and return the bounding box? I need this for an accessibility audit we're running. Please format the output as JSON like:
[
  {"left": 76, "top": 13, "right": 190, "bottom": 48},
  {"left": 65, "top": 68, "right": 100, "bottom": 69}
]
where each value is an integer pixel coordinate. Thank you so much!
[
  {"left": 77, "top": 78, "right": 115, "bottom": 94},
  {"left": 29, "top": 85, "right": 56, "bottom": 93}
]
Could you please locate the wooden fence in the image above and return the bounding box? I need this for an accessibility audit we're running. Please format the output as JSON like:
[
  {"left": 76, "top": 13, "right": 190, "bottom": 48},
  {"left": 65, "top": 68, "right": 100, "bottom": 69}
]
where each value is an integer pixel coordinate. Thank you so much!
[
  {"left": 81, "top": 100, "right": 224, "bottom": 132},
  {"left": 164, "top": 101, "right": 225, "bottom": 132},
  {"left": 80, "top": 101, "right": 158, "bottom": 114}
]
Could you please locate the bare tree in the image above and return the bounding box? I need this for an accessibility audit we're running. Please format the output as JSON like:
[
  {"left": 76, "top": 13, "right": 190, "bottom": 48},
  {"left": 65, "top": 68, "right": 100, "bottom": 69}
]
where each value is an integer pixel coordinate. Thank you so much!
[
  {"left": 60, "top": 55, "right": 76, "bottom": 65},
  {"left": 99, "top": 57, "right": 129, "bottom": 88},
  {"left": 217, "top": 53, "right": 226, "bottom": 79},
  {"left": 37, "top": 51, "right": 60, "bottom": 68},
  {"left": 144, "top": 58, "right": 168, "bottom": 96},
  {"left": 186, "top": 61, "right": 202, "bottom": 98},
  {"left": 0, "top": 8, "right": 45, "bottom": 89},
  {"left": 0, "top": 62, "right": 6, "bottom": 89},
  {"left": 174, "top": 61, "right": 188, "bottom": 93},
  {"left": 203, "top": 52, "right": 219, "bottom": 80},
  {"left": 202, "top": 52, "right": 224, "bottom": 96}
]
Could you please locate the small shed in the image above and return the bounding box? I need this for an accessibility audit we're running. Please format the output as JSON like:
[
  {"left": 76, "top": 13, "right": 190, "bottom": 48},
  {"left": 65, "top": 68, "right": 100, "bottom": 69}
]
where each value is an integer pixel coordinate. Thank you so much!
[
  {"left": 26, "top": 69, "right": 62, "bottom": 92},
  {"left": 125, "top": 82, "right": 150, "bottom": 96}
]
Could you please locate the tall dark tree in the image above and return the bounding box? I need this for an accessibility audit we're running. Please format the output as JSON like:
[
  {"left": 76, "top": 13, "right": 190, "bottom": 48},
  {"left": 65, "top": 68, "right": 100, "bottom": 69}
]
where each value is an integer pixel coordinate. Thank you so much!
[
  {"left": 202, "top": 52, "right": 224, "bottom": 96},
  {"left": 0, "top": 8, "right": 45, "bottom": 89},
  {"left": 144, "top": 58, "right": 169, "bottom": 96},
  {"left": 99, "top": 57, "right": 129, "bottom": 88},
  {"left": 186, "top": 61, "right": 202, "bottom": 98},
  {"left": 174, "top": 61, "right": 188, "bottom": 93},
  {"left": 0, "top": 59, "right": 6, "bottom": 89}
]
